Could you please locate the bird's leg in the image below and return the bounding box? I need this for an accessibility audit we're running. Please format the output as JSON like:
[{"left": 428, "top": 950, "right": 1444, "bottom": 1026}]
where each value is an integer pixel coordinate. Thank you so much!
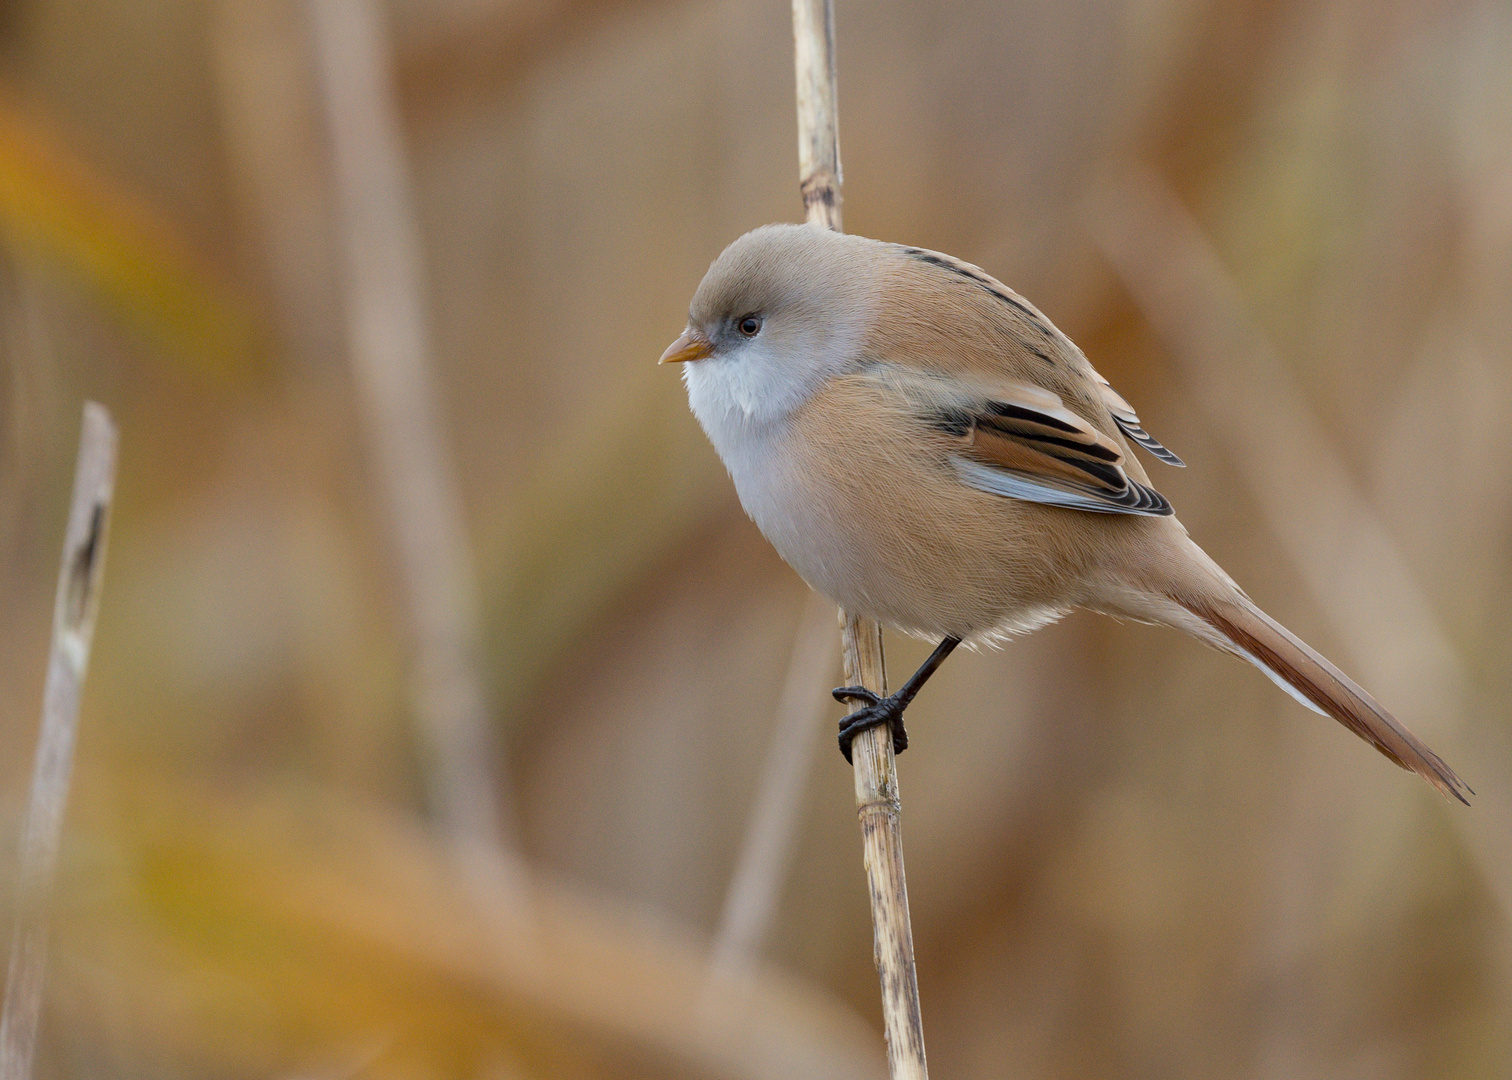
[{"left": 833, "top": 636, "right": 961, "bottom": 763}]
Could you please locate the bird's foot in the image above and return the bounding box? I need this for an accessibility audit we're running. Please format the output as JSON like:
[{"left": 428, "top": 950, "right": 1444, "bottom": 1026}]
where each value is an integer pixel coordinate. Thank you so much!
[{"left": 832, "top": 686, "right": 908, "bottom": 764}]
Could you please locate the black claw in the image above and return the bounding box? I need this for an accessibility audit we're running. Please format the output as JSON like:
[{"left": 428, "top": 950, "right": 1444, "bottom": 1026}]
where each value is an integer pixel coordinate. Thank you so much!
[
  {"left": 828, "top": 637, "right": 961, "bottom": 764},
  {"left": 832, "top": 685, "right": 881, "bottom": 707},
  {"left": 835, "top": 695, "right": 908, "bottom": 764}
]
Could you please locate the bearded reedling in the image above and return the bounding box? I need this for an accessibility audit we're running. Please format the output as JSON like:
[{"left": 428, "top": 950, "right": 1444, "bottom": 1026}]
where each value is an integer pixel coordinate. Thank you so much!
[{"left": 662, "top": 224, "right": 1468, "bottom": 803}]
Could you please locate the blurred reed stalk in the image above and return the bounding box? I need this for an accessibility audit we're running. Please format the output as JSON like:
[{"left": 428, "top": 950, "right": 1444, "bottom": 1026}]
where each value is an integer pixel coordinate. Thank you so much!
[
  {"left": 306, "top": 0, "right": 514, "bottom": 864},
  {"left": 1085, "top": 167, "right": 1512, "bottom": 913},
  {"left": 1086, "top": 165, "right": 1512, "bottom": 1074},
  {"left": 792, "top": 1, "right": 929, "bottom": 1075},
  {"left": 0, "top": 402, "right": 116, "bottom": 1080},
  {"left": 710, "top": 589, "right": 838, "bottom": 974}
]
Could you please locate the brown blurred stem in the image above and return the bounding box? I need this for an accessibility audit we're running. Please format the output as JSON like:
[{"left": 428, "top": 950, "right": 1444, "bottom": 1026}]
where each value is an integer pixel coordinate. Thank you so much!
[
  {"left": 710, "top": 590, "right": 838, "bottom": 973},
  {"left": 1086, "top": 164, "right": 1512, "bottom": 1076},
  {"left": 792, "top": 2, "right": 928, "bottom": 1074},
  {"left": 0, "top": 402, "right": 116, "bottom": 1080},
  {"left": 1085, "top": 165, "right": 1512, "bottom": 912},
  {"left": 307, "top": 0, "right": 512, "bottom": 858}
]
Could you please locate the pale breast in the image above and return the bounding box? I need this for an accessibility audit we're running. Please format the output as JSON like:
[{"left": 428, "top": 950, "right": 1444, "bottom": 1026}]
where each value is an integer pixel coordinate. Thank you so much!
[{"left": 730, "top": 372, "right": 1118, "bottom": 641}]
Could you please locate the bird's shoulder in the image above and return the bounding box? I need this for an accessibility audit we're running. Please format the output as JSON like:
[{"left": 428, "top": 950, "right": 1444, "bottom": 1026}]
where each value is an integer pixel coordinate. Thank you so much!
[
  {"left": 866, "top": 244, "right": 1113, "bottom": 428},
  {"left": 862, "top": 242, "right": 1186, "bottom": 468}
]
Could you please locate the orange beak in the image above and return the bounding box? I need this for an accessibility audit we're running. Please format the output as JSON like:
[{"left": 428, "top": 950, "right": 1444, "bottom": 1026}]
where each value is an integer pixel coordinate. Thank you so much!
[{"left": 659, "top": 328, "right": 714, "bottom": 365}]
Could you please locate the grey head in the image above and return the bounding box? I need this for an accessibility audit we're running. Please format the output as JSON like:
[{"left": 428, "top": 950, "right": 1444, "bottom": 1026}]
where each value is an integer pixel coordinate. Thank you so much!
[{"left": 661, "top": 223, "right": 884, "bottom": 429}]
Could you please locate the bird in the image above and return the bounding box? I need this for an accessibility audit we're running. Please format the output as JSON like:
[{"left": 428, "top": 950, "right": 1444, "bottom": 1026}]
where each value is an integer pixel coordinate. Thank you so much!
[{"left": 659, "top": 222, "right": 1469, "bottom": 803}]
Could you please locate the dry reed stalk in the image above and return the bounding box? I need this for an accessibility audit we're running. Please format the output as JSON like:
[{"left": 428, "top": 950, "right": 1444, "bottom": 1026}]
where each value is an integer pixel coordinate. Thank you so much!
[
  {"left": 792, "top": 1, "right": 928, "bottom": 1074},
  {"left": 1085, "top": 164, "right": 1512, "bottom": 1077},
  {"left": 0, "top": 402, "right": 116, "bottom": 1080},
  {"left": 1084, "top": 166, "right": 1512, "bottom": 908},
  {"left": 710, "top": 590, "right": 838, "bottom": 973},
  {"left": 306, "top": 0, "right": 513, "bottom": 864}
]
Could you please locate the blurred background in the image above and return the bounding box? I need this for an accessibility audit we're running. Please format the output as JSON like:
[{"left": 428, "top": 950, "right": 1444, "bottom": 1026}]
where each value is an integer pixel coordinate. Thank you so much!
[{"left": 1, "top": 0, "right": 1510, "bottom": 1076}]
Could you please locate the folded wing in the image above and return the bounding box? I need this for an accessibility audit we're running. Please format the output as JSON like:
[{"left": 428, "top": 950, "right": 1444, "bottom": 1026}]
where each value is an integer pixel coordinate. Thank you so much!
[
  {"left": 936, "top": 381, "right": 1174, "bottom": 516},
  {"left": 890, "top": 243, "right": 1186, "bottom": 471}
]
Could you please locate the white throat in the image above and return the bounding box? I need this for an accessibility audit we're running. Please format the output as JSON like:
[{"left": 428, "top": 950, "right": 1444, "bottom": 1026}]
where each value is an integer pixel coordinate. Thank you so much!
[
  {"left": 682, "top": 335, "right": 850, "bottom": 533},
  {"left": 683, "top": 345, "right": 798, "bottom": 425}
]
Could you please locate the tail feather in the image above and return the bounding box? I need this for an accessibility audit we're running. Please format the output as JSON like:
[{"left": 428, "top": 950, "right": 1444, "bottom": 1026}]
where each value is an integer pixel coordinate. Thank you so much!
[{"left": 1179, "top": 593, "right": 1471, "bottom": 805}]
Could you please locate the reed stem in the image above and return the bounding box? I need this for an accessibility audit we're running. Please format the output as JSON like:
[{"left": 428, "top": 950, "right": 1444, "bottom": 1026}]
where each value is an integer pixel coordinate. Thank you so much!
[
  {"left": 710, "top": 590, "right": 838, "bottom": 973},
  {"left": 307, "top": 0, "right": 512, "bottom": 859},
  {"left": 0, "top": 402, "right": 117, "bottom": 1080},
  {"left": 791, "top": 3, "right": 928, "bottom": 1074}
]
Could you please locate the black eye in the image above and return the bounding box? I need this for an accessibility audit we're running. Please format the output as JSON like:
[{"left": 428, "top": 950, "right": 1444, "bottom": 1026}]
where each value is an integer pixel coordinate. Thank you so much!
[{"left": 737, "top": 314, "right": 763, "bottom": 337}]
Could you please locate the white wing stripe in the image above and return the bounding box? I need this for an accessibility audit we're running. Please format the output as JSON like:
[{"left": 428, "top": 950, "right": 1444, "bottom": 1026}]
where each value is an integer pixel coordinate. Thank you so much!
[{"left": 952, "top": 458, "right": 1172, "bottom": 517}]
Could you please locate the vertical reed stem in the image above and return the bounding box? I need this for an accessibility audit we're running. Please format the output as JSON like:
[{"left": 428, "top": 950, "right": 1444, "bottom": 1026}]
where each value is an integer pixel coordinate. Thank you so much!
[
  {"left": 307, "top": 0, "right": 512, "bottom": 860},
  {"left": 791, "top": 3, "right": 928, "bottom": 1075},
  {"left": 0, "top": 402, "right": 117, "bottom": 1080},
  {"left": 710, "top": 590, "right": 838, "bottom": 973}
]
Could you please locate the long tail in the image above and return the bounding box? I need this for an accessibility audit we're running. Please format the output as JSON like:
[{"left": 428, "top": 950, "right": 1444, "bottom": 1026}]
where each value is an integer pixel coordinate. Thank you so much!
[{"left": 1170, "top": 587, "right": 1471, "bottom": 804}]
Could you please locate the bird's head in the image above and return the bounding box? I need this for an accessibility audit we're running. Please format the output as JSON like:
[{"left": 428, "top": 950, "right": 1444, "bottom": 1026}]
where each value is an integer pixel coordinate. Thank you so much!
[{"left": 661, "top": 223, "right": 880, "bottom": 426}]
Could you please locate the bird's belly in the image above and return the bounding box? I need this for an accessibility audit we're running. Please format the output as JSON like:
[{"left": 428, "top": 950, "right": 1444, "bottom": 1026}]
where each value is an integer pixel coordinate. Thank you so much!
[{"left": 730, "top": 430, "right": 1074, "bottom": 642}]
